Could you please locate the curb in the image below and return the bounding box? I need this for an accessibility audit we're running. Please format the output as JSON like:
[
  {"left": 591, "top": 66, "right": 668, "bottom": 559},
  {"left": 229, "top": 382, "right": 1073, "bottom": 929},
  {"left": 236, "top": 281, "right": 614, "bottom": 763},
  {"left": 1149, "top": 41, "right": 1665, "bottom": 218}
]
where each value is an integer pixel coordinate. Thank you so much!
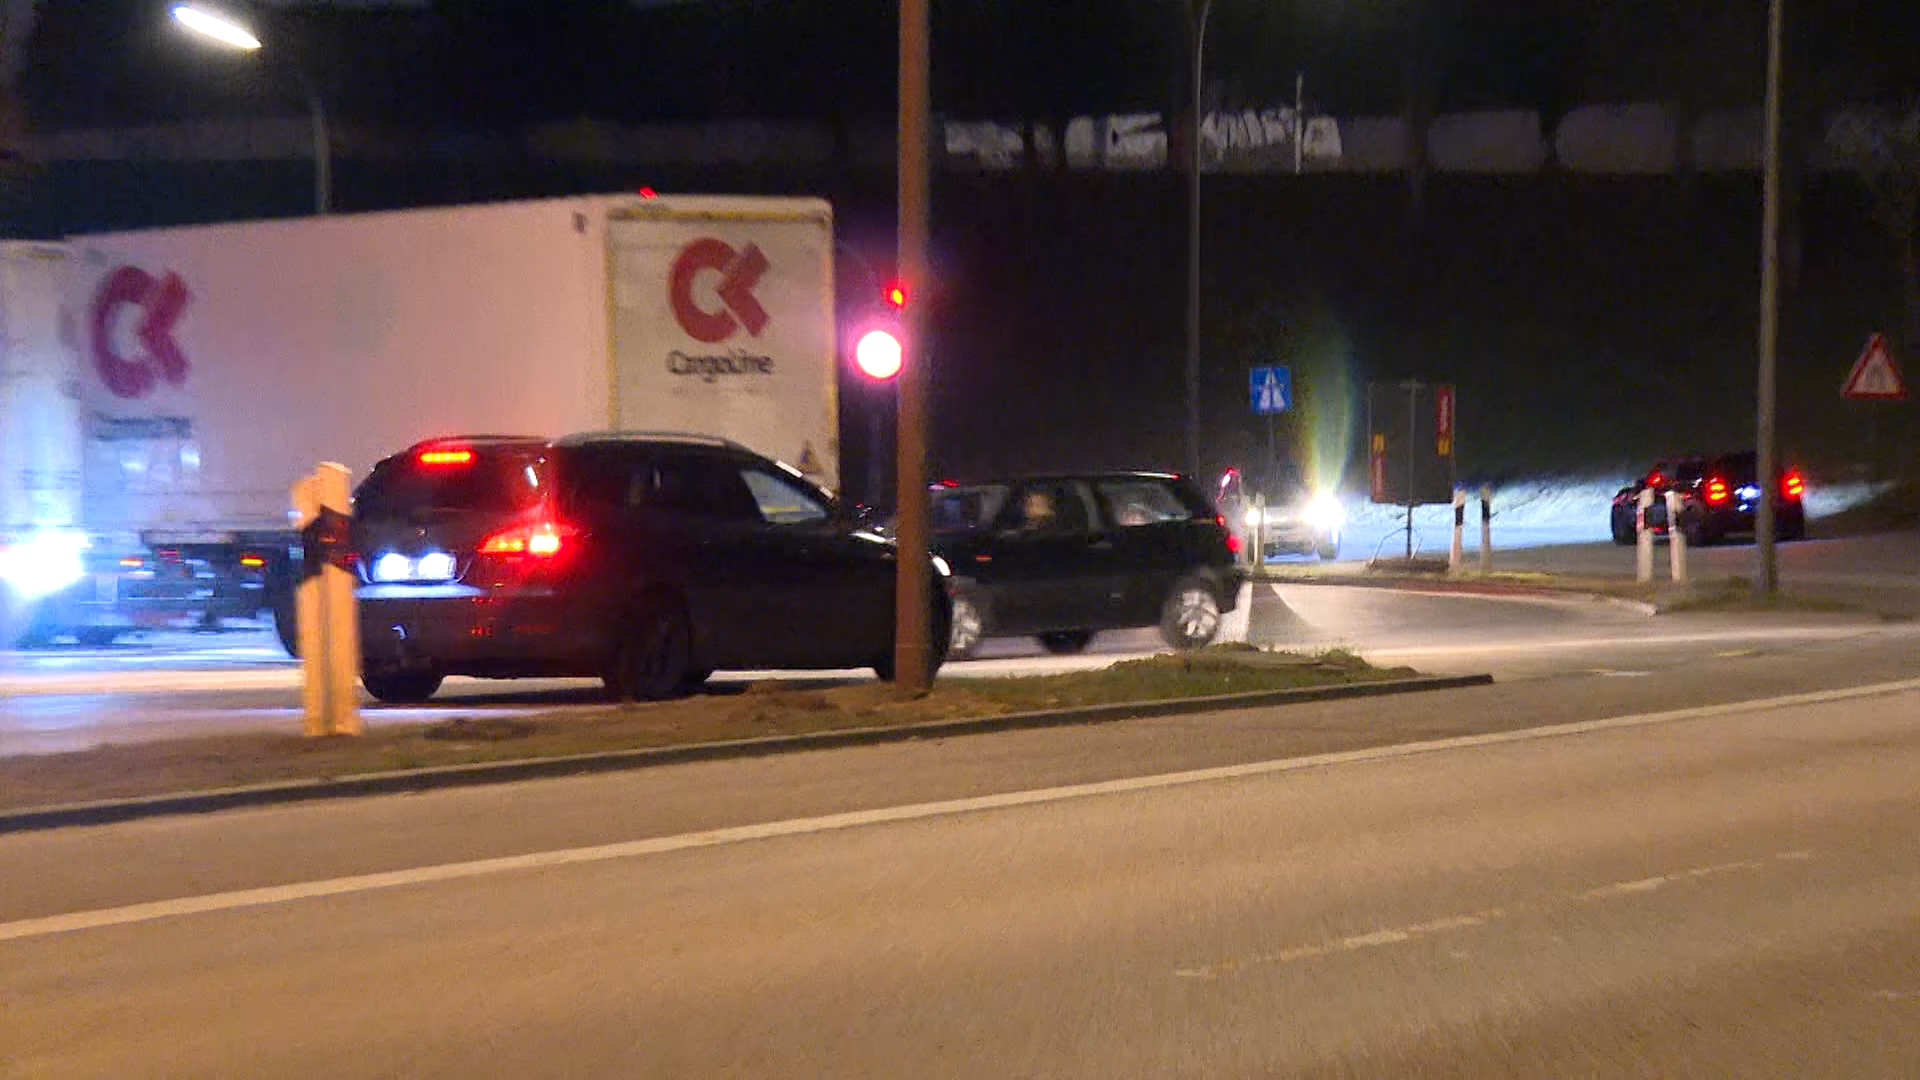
[
  {"left": 1255, "top": 573, "right": 1659, "bottom": 617},
  {"left": 0, "top": 673, "right": 1492, "bottom": 834}
]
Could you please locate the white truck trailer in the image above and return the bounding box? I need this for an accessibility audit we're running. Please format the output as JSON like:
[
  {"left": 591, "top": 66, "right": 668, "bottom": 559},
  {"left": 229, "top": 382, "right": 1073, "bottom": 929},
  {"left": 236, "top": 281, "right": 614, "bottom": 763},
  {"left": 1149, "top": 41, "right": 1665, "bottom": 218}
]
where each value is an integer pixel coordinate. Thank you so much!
[{"left": 1, "top": 193, "right": 839, "bottom": 651}]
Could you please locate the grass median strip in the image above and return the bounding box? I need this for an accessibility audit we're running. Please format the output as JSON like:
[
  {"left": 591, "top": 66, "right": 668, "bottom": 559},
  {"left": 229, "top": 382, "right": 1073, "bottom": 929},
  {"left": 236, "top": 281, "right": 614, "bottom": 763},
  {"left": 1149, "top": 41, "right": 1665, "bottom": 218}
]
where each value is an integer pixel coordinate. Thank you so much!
[{"left": 0, "top": 647, "right": 1413, "bottom": 814}]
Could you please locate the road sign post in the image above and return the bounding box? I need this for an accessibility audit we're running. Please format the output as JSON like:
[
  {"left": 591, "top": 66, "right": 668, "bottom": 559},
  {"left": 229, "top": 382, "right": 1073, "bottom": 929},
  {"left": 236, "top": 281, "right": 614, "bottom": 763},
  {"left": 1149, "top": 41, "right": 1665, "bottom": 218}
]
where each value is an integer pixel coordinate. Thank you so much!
[{"left": 1366, "top": 381, "right": 1457, "bottom": 562}]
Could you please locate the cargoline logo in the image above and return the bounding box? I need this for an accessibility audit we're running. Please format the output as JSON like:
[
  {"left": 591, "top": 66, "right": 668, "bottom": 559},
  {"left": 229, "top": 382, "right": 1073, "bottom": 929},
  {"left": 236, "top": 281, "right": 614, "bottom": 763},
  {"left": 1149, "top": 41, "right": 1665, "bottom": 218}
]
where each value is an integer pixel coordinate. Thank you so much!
[
  {"left": 668, "top": 238, "right": 770, "bottom": 343},
  {"left": 91, "top": 266, "right": 192, "bottom": 400}
]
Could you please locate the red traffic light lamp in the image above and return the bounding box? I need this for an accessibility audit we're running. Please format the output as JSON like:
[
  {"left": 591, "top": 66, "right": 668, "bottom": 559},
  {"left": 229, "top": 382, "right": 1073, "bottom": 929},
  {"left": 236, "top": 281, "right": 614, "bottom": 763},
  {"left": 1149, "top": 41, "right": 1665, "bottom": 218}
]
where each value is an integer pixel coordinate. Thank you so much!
[
  {"left": 854, "top": 329, "right": 903, "bottom": 381},
  {"left": 883, "top": 280, "right": 908, "bottom": 311}
]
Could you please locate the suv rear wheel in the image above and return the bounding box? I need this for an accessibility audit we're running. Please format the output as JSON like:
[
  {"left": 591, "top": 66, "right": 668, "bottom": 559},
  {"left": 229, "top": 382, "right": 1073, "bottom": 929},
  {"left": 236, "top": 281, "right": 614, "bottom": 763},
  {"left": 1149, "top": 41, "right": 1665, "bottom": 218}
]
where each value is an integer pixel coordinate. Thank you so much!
[{"left": 1160, "top": 577, "right": 1222, "bottom": 650}]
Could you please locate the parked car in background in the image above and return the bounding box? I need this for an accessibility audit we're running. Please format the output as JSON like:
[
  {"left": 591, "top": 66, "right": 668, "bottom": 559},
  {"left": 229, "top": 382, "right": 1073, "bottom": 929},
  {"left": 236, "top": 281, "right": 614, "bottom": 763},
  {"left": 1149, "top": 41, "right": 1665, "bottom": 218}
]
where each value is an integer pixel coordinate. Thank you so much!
[
  {"left": 925, "top": 473, "right": 1242, "bottom": 658},
  {"left": 1610, "top": 451, "right": 1806, "bottom": 546},
  {"left": 351, "top": 433, "right": 948, "bottom": 703}
]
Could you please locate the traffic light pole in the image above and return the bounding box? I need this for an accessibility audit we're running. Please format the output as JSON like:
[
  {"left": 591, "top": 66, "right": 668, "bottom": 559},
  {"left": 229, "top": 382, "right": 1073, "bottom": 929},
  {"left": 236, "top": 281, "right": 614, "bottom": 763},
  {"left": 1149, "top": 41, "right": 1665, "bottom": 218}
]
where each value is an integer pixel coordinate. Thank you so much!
[
  {"left": 1754, "top": 0, "right": 1784, "bottom": 598},
  {"left": 893, "top": 0, "right": 934, "bottom": 694}
]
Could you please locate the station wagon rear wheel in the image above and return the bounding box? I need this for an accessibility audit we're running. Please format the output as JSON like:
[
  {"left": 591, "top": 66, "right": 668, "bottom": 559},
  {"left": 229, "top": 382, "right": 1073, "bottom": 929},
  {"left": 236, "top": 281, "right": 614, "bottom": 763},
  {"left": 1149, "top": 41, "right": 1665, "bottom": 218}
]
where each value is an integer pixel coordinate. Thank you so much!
[
  {"left": 611, "top": 604, "right": 692, "bottom": 702},
  {"left": 362, "top": 670, "right": 444, "bottom": 705}
]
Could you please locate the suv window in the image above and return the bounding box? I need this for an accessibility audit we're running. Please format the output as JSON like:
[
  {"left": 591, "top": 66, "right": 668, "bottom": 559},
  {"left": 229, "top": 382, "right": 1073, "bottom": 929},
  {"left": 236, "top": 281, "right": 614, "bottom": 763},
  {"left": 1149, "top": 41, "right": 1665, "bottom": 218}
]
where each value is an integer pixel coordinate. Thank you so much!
[
  {"left": 741, "top": 466, "right": 832, "bottom": 525},
  {"left": 1096, "top": 479, "right": 1193, "bottom": 527},
  {"left": 1000, "top": 482, "right": 1091, "bottom": 535},
  {"left": 356, "top": 447, "right": 546, "bottom": 520},
  {"left": 932, "top": 485, "right": 1010, "bottom": 532}
]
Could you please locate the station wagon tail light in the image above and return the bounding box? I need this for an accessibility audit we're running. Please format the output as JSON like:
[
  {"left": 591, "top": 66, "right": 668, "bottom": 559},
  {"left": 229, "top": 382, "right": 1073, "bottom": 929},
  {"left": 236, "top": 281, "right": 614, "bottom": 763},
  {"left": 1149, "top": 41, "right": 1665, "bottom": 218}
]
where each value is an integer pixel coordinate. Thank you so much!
[
  {"left": 418, "top": 448, "right": 475, "bottom": 467},
  {"left": 479, "top": 518, "right": 576, "bottom": 558},
  {"left": 1782, "top": 470, "right": 1805, "bottom": 498},
  {"left": 1705, "top": 477, "right": 1730, "bottom": 505}
]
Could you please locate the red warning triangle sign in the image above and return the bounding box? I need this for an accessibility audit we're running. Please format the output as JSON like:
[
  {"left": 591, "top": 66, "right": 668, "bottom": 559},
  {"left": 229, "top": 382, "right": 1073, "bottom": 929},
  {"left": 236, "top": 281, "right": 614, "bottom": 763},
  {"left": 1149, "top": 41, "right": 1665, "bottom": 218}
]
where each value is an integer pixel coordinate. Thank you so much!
[{"left": 1841, "top": 333, "right": 1908, "bottom": 400}]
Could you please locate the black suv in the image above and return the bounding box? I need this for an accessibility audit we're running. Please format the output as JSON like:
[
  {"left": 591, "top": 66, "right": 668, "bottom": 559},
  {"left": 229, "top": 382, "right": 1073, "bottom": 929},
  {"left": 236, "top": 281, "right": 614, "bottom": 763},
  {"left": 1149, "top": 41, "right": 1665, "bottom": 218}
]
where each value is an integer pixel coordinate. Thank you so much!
[
  {"left": 351, "top": 434, "right": 949, "bottom": 703},
  {"left": 925, "top": 473, "right": 1242, "bottom": 657},
  {"left": 1609, "top": 451, "right": 1807, "bottom": 546}
]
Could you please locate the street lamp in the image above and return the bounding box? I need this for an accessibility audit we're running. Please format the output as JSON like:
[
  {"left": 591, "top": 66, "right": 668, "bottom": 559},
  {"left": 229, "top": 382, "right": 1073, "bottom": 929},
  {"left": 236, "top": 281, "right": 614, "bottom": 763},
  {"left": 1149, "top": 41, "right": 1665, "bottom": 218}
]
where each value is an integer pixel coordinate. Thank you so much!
[
  {"left": 1185, "top": 0, "right": 1214, "bottom": 481},
  {"left": 170, "top": 2, "right": 331, "bottom": 215}
]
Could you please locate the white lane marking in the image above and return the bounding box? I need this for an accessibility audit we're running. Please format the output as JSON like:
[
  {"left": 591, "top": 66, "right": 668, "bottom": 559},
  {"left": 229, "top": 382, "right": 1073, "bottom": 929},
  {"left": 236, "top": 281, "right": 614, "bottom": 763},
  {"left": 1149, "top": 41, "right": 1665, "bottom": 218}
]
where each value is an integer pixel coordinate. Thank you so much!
[
  {"left": 1368, "top": 625, "right": 1912, "bottom": 660},
  {"left": 1269, "top": 581, "right": 1658, "bottom": 616},
  {"left": 0, "top": 678, "right": 1910, "bottom": 945},
  {"left": 1178, "top": 851, "right": 1814, "bottom": 979}
]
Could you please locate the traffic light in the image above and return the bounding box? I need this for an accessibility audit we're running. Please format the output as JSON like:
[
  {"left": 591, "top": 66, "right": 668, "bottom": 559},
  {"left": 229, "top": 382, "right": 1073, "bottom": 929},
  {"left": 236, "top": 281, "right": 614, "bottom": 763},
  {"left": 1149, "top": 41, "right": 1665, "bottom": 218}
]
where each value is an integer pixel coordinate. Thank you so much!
[
  {"left": 854, "top": 329, "right": 903, "bottom": 380},
  {"left": 852, "top": 279, "right": 907, "bottom": 381}
]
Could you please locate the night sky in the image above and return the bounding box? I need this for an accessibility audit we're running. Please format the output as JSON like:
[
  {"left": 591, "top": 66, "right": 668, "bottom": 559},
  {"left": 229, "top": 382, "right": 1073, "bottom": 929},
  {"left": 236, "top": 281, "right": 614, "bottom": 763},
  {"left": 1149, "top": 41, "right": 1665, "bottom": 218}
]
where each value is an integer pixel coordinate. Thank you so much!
[
  {"left": 22, "top": 1, "right": 1920, "bottom": 134},
  {"left": 12, "top": 1, "right": 1920, "bottom": 488}
]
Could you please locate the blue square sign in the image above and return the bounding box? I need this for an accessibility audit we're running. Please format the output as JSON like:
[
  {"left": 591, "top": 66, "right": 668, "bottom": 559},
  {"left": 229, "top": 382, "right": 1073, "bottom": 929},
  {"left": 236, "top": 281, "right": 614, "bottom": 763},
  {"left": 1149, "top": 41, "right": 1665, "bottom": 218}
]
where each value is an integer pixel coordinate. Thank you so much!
[{"left": 1250, "top": 365, "right": 1292, "bottom": 416}]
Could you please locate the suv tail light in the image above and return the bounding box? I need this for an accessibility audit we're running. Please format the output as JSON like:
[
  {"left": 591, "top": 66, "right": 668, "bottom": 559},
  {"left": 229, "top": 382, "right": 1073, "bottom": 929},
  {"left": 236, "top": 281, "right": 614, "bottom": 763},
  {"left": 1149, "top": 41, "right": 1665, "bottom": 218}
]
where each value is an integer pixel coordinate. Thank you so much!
[
  {"left": 1216, "top": 513, "right": 1243, "bottom": 555},
  {"left": 1782, "top": 470, "right": 1805, "bottom": 499},
  {"left": 418, "top": 448, "right": 475, "bottom": 467},
  {"left": 479, "top": 518, "right": 576, "bottom": 558},
  {"left": 1704, "top": 477, "right": 1730, "bottom": 505}
]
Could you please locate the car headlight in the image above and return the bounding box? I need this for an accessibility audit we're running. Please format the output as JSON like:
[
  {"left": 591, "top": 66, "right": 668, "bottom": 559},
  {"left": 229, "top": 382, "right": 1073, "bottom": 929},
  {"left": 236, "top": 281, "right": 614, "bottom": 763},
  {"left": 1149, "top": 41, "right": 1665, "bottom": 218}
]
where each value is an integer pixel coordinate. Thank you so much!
[
  {"left": 1302, "top": 492, "right": 1346, "bottom": 533},
  {"left": 931, "top": 555, "right": 952, "bottom": 578},
  {"left": 1242, "top": 507, "right": 1265, "bottom": 528},
  {"left": 0, "top": 531, "right": 89, "bottom": 601}
]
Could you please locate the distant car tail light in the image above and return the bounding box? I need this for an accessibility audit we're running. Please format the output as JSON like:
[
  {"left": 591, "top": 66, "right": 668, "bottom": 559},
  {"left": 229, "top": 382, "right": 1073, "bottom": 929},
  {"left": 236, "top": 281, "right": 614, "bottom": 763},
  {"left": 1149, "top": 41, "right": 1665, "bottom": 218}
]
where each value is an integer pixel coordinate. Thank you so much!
[
  {"left": 1649, "top": 472, "right": 1664, "bottom": 488},
  {"left": 478, "top": 518, "right": 576, "bottom": 559},
  {"left": 1782, "top": 470, "right": 1805, "bottom": 499},
  {"left": 239, "top": 554, "right": 267, "bottom": 569},
  {"left": 418, "top": 448, "right": 475, "bottom": 467},
  {"left": 1705, "top": 477, "right": 1731, "bottom": 505}
]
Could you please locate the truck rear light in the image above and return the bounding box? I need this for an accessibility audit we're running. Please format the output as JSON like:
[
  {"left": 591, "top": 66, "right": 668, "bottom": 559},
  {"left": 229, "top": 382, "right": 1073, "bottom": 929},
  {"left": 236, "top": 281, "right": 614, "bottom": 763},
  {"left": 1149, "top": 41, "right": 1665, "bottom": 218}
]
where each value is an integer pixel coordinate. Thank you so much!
[
  {"left": 418, "top": 448, "right": 475, "bottom": 467},
  {"left": 1782, "top": 470, "right": 1805, "bottom": 499},
  {"left": 1705, "top": 477, "right": 1730, "bottom": 505},
  {"left": 479, "top": 519, "right": 575, "bottom": 558}
]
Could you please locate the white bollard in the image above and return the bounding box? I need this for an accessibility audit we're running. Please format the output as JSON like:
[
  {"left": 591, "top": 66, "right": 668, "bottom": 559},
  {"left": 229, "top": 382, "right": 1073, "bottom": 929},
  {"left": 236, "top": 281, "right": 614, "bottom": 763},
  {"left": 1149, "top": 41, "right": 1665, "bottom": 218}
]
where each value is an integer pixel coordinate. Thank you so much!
[
  {"left": 1249, "top": 493, "right": 1266, "bottom": 569},
  {"left": 1449, "top": 488, "right": 1466, "bottom": 570},
  {"left": 292, "top": 463, "right": 363, "bottom": 738},
  {"left": 1666, "top": 489, "right": 1688, "bottom": 585},
  {"left": 1636, "top": 487, "right": 1655, "bottom": 584},
  {"left": 1478, "top": 484, "right": 1493, "bottom": 573}
]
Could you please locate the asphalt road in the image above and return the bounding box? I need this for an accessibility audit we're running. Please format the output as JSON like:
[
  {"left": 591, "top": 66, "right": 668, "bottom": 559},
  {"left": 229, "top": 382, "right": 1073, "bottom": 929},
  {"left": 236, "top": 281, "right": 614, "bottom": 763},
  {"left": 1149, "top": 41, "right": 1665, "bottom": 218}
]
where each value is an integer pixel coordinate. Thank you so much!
[
  {"left": 1493, "top": 532, "right": 1920, "bottom": 607},
  {"left": 4, "top": 578, "right": 1916, "bottom": 755},
  {"left": 3, "top": 659, "right": 1917, "bottom": 1076}
]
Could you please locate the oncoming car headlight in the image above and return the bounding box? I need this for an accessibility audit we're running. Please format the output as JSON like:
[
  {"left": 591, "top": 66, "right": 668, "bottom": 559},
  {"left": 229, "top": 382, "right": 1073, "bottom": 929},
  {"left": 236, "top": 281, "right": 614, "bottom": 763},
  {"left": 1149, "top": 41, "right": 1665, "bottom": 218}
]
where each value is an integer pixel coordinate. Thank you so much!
[
  {"left": 1242, "top": 507, "right": 1266, "bottom": 529},
  {"left": 931, "top": 555, "right": 952, "bottom": 578},
  {"left": 0, "top": 530, "right": 89, "bottom": 602},
  {"left": 1302, "top": 492, "right": 1346, "bottom": 534}
]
